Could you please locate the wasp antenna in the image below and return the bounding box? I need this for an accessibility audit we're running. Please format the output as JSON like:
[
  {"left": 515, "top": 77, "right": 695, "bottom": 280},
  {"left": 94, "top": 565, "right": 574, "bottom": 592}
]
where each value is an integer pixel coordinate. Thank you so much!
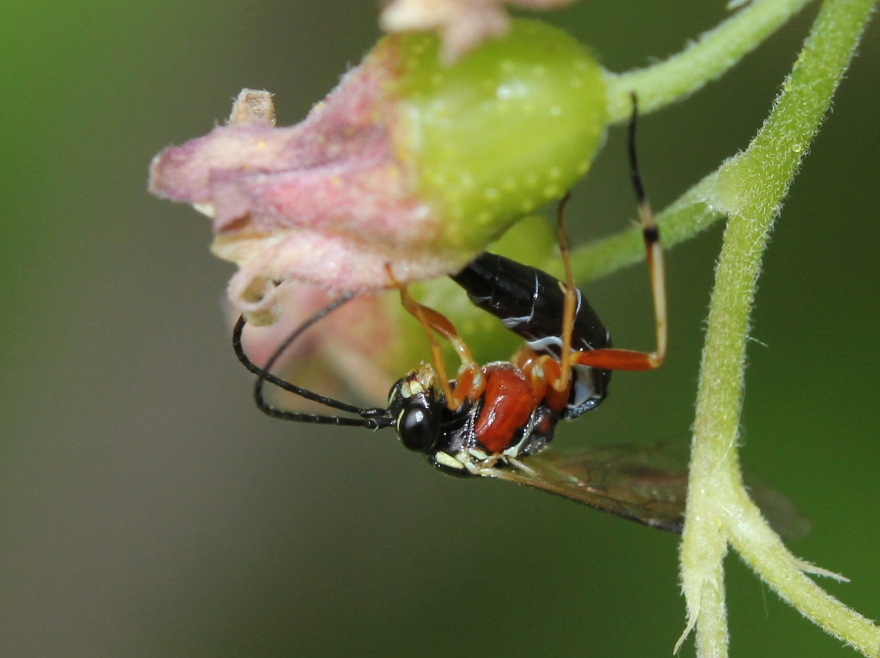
[{"left": 232, "top": 293, "right": 394, "bottom": 428}]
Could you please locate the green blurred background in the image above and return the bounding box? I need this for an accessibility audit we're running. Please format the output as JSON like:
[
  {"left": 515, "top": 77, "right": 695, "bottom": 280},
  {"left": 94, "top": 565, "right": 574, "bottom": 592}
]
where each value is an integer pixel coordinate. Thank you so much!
[{"left": 1, "top": 1, "right": 877, "bottom": 656}]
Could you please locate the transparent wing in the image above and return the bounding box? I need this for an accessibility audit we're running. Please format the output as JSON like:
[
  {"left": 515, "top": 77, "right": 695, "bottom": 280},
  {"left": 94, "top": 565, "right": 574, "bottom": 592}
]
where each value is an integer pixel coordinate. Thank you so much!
[
  {"left": 746, "top": 477, "right": 812, "bottom": 541},
  {"left": 487, "top": 441, "right": 811, "bottom": 538},
  {"left": 489, "top": 441, "right": 689, "bottom": 533}
]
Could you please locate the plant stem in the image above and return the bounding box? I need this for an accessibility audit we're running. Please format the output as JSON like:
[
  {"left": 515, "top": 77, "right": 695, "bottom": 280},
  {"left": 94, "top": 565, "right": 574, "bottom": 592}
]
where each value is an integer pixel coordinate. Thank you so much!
[
  {"left": 604, "top": 0, "right": 815, "bottom": 124},
  {"left": 560, "top": 0, "right": 822, "bottom": 284},
  {"left": 547, "top": 174, "right": 722, "bottom": 283},
  {"left": 678, "top": 0, "right": 879, "bottom": 655}
]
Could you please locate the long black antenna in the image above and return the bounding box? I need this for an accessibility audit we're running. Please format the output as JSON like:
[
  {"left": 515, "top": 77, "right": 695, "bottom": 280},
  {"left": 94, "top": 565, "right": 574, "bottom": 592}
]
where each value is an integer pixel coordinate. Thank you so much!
[{"left": 232, "top": 292, "right": 394, "bottom": 430}]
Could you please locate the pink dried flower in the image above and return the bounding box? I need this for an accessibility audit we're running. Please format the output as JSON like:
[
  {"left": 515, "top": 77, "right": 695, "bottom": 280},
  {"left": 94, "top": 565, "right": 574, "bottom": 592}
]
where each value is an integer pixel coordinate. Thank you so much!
[
  {"left": 150, "top": 67, "right": 457, "bottom": 324},
  {"left": 380, "top": 0, "right": 576, "bottom": 63},
  {"left": 149, "top": 21, "right": 606, "bottom": 325}
]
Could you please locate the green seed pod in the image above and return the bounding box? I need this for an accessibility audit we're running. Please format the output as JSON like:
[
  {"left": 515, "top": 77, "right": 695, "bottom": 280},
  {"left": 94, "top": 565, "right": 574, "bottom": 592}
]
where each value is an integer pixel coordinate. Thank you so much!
[
  {"left": 150, "top": 20, "right": 606, "bottom": 322},
  {"left": 387, "top": 19, "right": 607, "bottom": 251}
]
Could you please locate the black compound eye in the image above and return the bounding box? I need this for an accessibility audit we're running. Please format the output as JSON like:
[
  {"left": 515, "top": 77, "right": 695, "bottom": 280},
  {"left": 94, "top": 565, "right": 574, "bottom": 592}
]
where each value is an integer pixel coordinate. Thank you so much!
[{"left": 397, "top": 404, "right": 438, "bottom": 453}]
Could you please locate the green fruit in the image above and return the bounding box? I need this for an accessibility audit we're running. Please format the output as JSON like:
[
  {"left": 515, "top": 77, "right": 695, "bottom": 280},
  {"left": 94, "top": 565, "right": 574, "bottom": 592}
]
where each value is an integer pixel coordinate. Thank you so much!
[{"left": 388, "top": 19, "right": 607, "bottom": 251}]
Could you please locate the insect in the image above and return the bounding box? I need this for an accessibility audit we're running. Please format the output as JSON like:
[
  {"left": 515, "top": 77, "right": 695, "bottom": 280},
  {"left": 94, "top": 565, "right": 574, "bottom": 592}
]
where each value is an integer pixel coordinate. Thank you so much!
[{"left": 232, "top": 98, "right": 686, "bottom": 533}]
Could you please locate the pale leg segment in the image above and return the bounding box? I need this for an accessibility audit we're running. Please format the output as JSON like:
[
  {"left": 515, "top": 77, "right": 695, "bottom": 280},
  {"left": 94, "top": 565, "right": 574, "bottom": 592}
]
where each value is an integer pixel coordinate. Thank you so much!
[
  {"left": 386, "top": 265, "right": 486, "bottom": 410},
  {"left": 555, "top": 95, "right": 667, "bottom": 376}
]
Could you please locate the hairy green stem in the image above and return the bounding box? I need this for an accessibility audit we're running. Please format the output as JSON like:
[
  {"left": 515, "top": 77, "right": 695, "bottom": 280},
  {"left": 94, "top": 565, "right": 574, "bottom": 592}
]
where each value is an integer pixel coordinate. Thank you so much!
[
  {"left": 545, "top": 175, "right": 723, "bottom": 282},
  {"left": 496, "top": 0, "right": 878, "bottom": 653},
  {"left": 604, "top": 0, "right": 815, "bottom": 123},
  {"left": 677, "top": 0, "right": 878, "bottom": 656},
  {"left": 559, "top": 0, "right": 824, "bottom": 283}
]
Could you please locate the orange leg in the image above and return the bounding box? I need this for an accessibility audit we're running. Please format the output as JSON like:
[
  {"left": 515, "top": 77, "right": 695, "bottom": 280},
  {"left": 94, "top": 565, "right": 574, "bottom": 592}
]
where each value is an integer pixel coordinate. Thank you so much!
[
  {"left": 552, "top": 192, "right": 578, "bottom": 394},
  {"left": 386, "top": 265, "right": 485, "bottom": 410},
  {"left": 512, "top": 347, "right": 571, "bottom": 412},
  {"left": 552, "top": 94, "right": 667, "bottom": 381},
  {"left": 568, "top": 197, "right": 666, "bottom": 373},
  {"left": 603, "top": 93, "right": 667, "bottom": 371}
]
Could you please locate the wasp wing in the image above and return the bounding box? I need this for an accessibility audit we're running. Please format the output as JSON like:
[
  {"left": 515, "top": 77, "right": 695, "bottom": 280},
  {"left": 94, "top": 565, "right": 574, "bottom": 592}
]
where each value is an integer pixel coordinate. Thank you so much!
[
  {"left": 488, "top": 441, "right": 811, "bottom": 539},
  {"left": 489, "top": 441, "right": 689, "bottom": 533},
  {"left": 745, "top": 476, "right": 812, "bottom": 541}
]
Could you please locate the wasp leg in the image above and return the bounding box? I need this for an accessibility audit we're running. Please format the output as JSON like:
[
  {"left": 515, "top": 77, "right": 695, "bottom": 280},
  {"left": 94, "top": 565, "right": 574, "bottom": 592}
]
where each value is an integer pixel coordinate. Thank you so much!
[
  {"left": 555, "top": 93, "right": 667, "bottom": 378},
  {"left": 550, "top": 191, "right": 578, "bottom": 393},
  {"left": 385, "top": 265, "right": 485, "bottom": 410},
  {"left": 624, "top": 91, "right": 667, "bottom": 370},
  {"left": 512, "top": 346, "right": 571, "bottom": 412}
]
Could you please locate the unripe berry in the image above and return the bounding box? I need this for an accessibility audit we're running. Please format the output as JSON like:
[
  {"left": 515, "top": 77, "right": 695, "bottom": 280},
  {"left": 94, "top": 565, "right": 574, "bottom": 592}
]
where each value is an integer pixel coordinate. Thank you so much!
[
  {"left": 391, "top": 19, "right": 606, "bottom": 250},
  {"left": 150, "top": 19, "right": 606, "bottom": 323}
]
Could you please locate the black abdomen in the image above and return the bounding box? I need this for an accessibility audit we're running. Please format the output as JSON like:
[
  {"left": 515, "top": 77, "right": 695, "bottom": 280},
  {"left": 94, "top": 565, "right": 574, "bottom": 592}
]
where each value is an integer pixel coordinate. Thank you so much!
[
  {"left": 451, "top": 253, "right": 610, "bottom": 354},
  {"left": 451, "top": 252, "right": 611, "bottom": 418}
]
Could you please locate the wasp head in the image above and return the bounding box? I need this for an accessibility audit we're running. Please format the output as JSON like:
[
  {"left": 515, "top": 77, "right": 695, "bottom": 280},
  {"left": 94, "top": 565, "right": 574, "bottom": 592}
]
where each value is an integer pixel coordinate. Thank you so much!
[{"left": 387, "top": 364, "right": 446, "bottom": 454}]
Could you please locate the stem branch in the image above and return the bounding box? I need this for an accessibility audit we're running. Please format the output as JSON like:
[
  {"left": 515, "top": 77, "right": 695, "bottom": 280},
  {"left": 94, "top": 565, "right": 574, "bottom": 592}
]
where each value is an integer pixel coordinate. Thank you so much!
[
  {"left": 604, "top": 0, "right": 815, "bottom": 123},
  {"left": 678, "top": 0, "right": 878, "bottom": 655}
]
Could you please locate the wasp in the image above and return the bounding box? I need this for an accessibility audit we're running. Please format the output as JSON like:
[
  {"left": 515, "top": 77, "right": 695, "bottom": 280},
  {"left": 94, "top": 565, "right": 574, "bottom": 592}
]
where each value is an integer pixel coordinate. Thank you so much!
[{"left": 231, "top": 98, "right": 695, "bottom": 533}]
